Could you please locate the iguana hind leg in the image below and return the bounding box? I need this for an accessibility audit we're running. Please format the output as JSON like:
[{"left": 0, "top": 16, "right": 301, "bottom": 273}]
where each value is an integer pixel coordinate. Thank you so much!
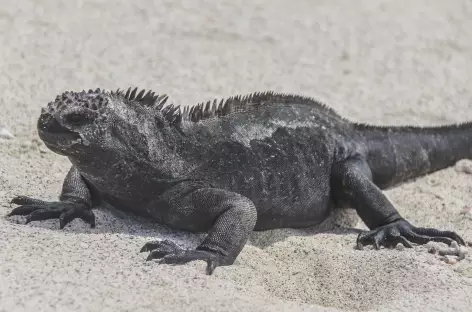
[
  {"left": 331, "top": 157, "right": 465, "bottom": 249},
  {"left": 141, "top": 188, "right": 257, "bottom": 275}
]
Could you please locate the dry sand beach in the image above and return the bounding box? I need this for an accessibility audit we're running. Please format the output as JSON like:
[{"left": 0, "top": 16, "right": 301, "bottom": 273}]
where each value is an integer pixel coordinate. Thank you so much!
[{"left": 1, "top": 0, "right": 472, "bottom": 311}]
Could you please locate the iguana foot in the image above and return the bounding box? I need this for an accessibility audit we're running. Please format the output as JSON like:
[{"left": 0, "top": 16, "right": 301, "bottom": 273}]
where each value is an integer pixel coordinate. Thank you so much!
[
  {"left": 141, "top": 240, "right": 222, "bottom": 275},
  {"left": 8, "top": 195, "right": 95, "bottom": 229},
  {"left": 356, "top": 219, "right": 465, "bottom": 250}
]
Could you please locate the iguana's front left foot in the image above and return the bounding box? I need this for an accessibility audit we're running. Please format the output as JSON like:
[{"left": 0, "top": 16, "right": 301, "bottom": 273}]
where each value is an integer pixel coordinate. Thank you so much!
[
  {"left": 141, "top": 240, "right": 223, "bottom": 275},
  {"left": 356, "top": 219, "right": 465, "bottom": 250},
  {"left": 8, "top": 195, "right": 95, "bottom": 229}
]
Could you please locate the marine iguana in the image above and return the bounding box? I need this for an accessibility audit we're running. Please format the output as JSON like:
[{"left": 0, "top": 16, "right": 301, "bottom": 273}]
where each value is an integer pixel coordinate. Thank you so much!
[{"left": 8, "top": 88, "right": 467, "bottom": 274}]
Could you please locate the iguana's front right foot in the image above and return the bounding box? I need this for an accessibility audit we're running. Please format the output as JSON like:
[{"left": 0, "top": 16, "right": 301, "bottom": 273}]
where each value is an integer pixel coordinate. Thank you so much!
[{"left": 9, "top": 195, "right": 95, "bottom": 229}]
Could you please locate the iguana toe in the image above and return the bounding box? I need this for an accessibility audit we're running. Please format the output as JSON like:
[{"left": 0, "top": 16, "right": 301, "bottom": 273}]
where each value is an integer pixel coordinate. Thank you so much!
[
  {"left": 8, "top": 204, "right": 42, "bottom": 216},
  {"left": 11, "top": 195, "right": 49, "bottom": 206},
  {"left": 140, "top": 239, "right": 182, "bottom": 255}
]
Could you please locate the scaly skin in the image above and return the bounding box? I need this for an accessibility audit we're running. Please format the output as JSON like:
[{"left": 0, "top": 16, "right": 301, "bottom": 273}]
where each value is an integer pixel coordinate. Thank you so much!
[{"left": 9, "top": 88, "right": 466, "bottom": 274}]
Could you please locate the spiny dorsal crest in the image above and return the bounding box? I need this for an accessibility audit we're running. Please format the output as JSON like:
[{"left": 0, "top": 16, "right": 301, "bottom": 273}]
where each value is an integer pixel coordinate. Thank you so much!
[
  {"left": 182, "top": 91, "right": 337, "bottom": 123},
  {"left": 112, "top": 87, "right": 182, "bottom": 124},
  {"left": 112, "top": 88, "right": 337, "bottom": 126}
]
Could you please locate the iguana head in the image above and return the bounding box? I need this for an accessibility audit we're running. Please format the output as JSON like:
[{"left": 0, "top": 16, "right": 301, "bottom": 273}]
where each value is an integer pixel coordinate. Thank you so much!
[
  {"left": 37, "top": 89, "right": 108, "bottom": 156},
  {"left": 37, "top": 88, "right": 177, "bottom": 158}
]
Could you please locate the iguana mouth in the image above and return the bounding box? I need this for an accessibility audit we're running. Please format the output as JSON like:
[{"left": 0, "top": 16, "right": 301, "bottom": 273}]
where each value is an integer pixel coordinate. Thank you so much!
[
  {"left": 41, "top": 130, "right": 81, "bottom": 141},
  {"left": 39, "top": 129, "right": 83, "bottom": 148},
  {"left": 37, "top": 116, "right": 84, "bottom": 150}
]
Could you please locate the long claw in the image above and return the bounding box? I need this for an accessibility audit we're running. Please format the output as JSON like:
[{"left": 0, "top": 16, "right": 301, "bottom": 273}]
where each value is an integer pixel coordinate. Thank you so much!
[
  {"left": 8, "top": 205, "right": 43, "bottom": 216},
  {"left": 414, "top": 228, "right": 465, "bottom": 246},
  {"left": 25, "top": 208, "right": 61, "bottom": 224},
  {"left": 356, "top": 232, "right": 369, "bottom": 250},
  {"left": 11, "top": 196, "right": 48, "bottom": 206},
  {"left": 81, "top": 210, "right": 96, "bottom": 228},
  {"left": 373, "top": 233, "right": 383, "bottom": 250},
  {"left": 206, "top": 259, "right": 217, "bottom": 275},
  {"left": 147, "top": 249, "right": 172, "bottom": 261},
  {"left": 59, "top": 211, "right": 75, "bottom": 229},
  {"left": 373, "top": 239, "right": 381, "bottom": 250},
  {"left": 140, "top": 240, "right": 182, "bottom": 254},
  {"left": 404, "top": 232, "right": 454, "bottom": 246},
  {"left": 158, "top": 250, "right": 220, "bottom": 275}
]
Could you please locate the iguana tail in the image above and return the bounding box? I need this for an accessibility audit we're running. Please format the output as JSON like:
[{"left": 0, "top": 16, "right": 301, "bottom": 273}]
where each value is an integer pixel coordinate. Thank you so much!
[{"left": 355, "top": 122, "right": 472, "bottom": 189}]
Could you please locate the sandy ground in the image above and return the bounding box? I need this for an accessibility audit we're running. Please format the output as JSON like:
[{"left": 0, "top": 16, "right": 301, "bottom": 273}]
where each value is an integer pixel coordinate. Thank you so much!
[{"left": 1, "top": 0, "right": 472, "bottom": 311}]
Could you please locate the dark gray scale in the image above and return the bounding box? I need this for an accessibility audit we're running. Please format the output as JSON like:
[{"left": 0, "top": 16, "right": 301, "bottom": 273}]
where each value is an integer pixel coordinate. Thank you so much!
[{"left": 198, "top": 124, "right": 335, "bottom": 230}]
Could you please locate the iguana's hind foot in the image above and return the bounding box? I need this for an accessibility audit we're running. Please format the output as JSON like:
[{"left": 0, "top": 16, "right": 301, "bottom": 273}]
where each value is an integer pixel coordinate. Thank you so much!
[
  {"left": 141, "top": 239, "right": 223, "bottom": 275},
  {"left": 9, "top": 195, "right": 95, "bottom": 229},
  {"left": 356, "top": 219, "right": 465, "bottom": 250},
  {"left": 332, "top": 157, "right": 465, "bottom": 253}
]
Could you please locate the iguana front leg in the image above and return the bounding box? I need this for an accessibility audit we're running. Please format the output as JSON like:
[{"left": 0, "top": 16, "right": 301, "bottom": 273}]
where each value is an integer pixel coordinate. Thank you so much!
[
  {"left": 331, "top": 157, "right": 465, "bottom": 249},
  {"left": 9, "top": 166, "right": 95, "bottom": 228},
  {"left": 141, "top": 188, "right": 257, "bottom": 275}
]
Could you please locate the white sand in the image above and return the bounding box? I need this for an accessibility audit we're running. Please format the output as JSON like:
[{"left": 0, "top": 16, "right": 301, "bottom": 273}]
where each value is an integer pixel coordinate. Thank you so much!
[{"left": 1, "top": 0, "right": 472, "bottom": 311}]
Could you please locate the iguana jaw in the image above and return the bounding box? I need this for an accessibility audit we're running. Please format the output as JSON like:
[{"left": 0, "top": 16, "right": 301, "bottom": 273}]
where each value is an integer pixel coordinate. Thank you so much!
[
  {"left": 37, "top": 112, "right": 86, "bottom": 155},
  {"left": 39, "top": 128, "right": 84, "bottom": 156}
]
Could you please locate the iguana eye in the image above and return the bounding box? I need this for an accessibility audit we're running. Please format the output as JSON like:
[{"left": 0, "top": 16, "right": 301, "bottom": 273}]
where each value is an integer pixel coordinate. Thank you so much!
[{"left": 65, "top": 112, "right": 86, "bottom": 125}]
